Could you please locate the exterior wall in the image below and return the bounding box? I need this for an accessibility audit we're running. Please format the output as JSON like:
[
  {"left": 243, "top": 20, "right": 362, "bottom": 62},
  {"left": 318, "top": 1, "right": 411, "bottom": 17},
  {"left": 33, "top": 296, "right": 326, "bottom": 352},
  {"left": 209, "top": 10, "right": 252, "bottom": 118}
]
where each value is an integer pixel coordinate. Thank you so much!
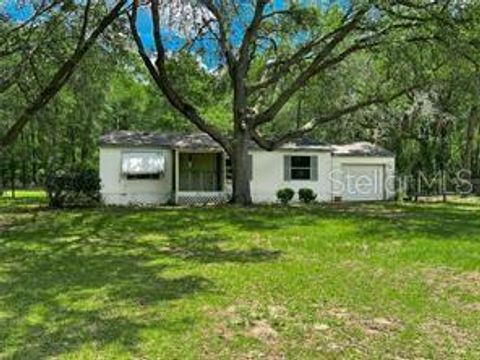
[
  {"left": 99, "top": 147, "right": 173, "bottom": 205},
  {"left": 331, "top": 156, "right": 396, "bottom": 201},
  {"left": 99, "top": 145, "right": 395, "bottom": 205},
  {"left": 249, "top": 150, "right": 333, "bottom": 203}
]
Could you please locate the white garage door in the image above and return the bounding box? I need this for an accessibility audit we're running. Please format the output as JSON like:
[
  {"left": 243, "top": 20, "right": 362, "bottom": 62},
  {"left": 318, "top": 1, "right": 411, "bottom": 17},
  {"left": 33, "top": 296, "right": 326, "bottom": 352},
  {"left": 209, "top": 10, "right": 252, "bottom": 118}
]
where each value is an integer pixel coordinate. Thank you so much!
[{"left": 341, "top": 164, "right": 385, "bottom": 201}]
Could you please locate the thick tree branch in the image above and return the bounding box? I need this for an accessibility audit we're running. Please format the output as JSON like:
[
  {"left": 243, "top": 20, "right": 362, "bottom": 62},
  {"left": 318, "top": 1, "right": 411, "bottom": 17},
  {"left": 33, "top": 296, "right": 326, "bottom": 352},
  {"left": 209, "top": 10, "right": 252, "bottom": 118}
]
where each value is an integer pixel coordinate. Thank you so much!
[
  {"left": 237, "top": 0, "right": 270, "bottom": 76},
  {"left": 250, "top": 13, "right": 436, "bottom": 129},
  {"left": 247, "top": 9, "right": 368, "bottom": 93},
  {"left": 250, "top": 85, "right": 421, "bottom": 150},
  {"left": 77, "top": 0, "right": 92, "bottom": 49},
  {"left": 2, "top": 0, "right": 61, "bottom": 37},
  {"left": 200, "top": 0, "right": 236, "bottom": 77},
  {"left": 0, "top": 0, "right": 126, "bottom": 150},
  {"left": 129, "top": 1, "right": 231, "bottom": 153},
  {"left": 251, "top": 11, "right": 367, "bottom": 127}
]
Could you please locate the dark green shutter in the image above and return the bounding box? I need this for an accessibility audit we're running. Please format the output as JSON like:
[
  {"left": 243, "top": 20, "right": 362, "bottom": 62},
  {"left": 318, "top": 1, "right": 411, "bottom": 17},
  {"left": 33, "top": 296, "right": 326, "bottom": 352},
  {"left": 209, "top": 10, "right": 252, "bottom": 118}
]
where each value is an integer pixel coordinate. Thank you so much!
[
  {"left": 310, "top": 156, "right": 318, "bottom": 181},
  {"left": 248, "top": 154, "right": 253, "bottom": 180},
  {"left": 284, "top": 155, "right": 291, "bottom": 181}
]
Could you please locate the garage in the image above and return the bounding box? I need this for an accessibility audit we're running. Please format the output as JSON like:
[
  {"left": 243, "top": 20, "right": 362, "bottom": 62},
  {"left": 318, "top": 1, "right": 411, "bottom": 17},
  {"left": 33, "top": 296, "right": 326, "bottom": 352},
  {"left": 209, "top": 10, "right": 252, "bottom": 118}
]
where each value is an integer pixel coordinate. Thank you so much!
[
  {"left": 331, "top": 143, "right": 395, "bottom": 202},
  {"left": 341, "top": 164, "right": 385, "bottom": 201}
]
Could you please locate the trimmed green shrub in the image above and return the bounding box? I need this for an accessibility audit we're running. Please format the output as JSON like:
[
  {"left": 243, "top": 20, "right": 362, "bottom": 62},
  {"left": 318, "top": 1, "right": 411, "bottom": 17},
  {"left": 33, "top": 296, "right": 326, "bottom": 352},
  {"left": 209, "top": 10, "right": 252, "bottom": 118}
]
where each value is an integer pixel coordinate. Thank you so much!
[
  {"left": 298, "top": 188, "right": 317, "bottom": 204},
  {"left": 45, "top": 168, "right": 100, "bottom": 208},
  {"left": 276, "top": 188, "right": 295, "bottom": 205}
]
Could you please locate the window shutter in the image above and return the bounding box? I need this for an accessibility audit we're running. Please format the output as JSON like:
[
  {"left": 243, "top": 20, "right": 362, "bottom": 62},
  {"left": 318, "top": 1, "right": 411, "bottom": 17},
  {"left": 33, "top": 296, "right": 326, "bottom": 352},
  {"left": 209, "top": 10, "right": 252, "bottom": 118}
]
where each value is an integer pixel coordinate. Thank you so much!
[
  {"left": 248, "top": 154, "right": 253, "bottom": 180},
  {"left": 284, "top": 155, "right": 291, "bottom": 181},
  {"left": 310, "top": 155, "right": 318, "bottom": 181}
]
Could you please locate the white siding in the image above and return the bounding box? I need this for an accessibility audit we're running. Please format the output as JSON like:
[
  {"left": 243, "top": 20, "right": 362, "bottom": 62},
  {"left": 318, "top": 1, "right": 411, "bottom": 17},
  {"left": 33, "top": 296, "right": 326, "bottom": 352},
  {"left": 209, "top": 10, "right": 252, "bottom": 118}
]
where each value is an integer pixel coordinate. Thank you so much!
[
  {"left": 331, "top": 156, "right": 395, "bottom": 201},
  {"left": 100, "top": 147, "right": 173, "bottom": 205},
  {"left": 249, "top": 150, "right": 333, "bottom": 203},
  {"left": 99, "top": 145, "right": 395, "bottom": 205}
]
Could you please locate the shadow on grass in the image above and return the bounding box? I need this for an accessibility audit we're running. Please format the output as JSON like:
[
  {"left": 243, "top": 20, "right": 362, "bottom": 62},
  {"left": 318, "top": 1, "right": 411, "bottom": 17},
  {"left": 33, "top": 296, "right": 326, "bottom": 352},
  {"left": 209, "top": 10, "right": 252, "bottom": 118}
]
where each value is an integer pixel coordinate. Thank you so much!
[
  {"left": 2, "top": 195, "right": 480, "bottom": 357},
  {"left": 0, "top": 199, "right": 283, "bottom": 358},
  {"left": 0, "top": 235, "right": 210, "bottom": 358},
  {"left": 334, "top": 202, "right": 480, "bottom": 241}
]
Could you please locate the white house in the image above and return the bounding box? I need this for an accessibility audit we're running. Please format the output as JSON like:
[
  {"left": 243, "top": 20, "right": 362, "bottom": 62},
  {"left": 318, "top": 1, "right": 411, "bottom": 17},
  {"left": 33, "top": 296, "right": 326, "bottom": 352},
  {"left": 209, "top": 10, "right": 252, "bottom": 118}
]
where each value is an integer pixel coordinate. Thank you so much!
[{"left": 99, "top": 131, "right": 395, "bottom": 205}]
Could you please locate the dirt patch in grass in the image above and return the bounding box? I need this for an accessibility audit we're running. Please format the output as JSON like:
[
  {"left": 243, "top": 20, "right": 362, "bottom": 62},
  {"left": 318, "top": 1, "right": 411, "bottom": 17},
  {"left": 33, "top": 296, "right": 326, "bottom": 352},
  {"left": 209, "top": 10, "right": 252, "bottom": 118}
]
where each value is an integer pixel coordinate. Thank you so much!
[
  {"left": 206, "top": 302, "right": 287, "bottom": 359},
  {"left": 301, "top": 306, "right": 404, "bottom": 357},
  {"left": 0, "top": 218, "right": 13, "bottom": 230},
  {"left": 463, "top": 302, "right": 480, "bottom": 312},
  {"left": 245, "top": 319, "right": 278, "bottom": 343},
  {"left": 423, "top": 267, "right": 480, "bottom": 311},
  {"left": 322, "top": 307, "right": 402, "bottom": 337},
  {"left": 212, "top": 303, "right": 286, "bottom": 341},
  {"left": 210, "top": 302, "right": 406, "bottom": 358},
  {"left": 424, "top": 267, "right": 480, "bottom": 294},
  {"left": 420, "top": 319, "right": 474, "bottom": 356}
]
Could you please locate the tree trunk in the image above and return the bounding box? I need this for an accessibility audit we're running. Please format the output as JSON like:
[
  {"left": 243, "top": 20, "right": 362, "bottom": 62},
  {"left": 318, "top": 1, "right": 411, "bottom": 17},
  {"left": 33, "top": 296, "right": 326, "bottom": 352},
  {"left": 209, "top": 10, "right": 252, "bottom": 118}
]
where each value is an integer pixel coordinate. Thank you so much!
[
  {"left": 464, "top": 105, "right": 479, "bottom": 174},
  {"left": 20, "top": 133, "right": 28, "bottom": 188},
  {"left": 0, "top": 155, "right": 6, "bottom": 192},
  {"left": 9, "top": 156, "right": 16, "bottom": 199},
  {"left": 231, "top": 131, "right": 252, "bottom": 205},
  {"left": 30, "top": 127, "right": 38, "bottom": 185}
]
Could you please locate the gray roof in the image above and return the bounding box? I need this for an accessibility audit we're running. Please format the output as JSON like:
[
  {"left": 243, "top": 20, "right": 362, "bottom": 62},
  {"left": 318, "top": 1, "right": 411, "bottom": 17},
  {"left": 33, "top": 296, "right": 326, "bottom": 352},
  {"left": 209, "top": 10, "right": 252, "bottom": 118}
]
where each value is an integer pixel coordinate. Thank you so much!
[
  {"left": 332, "top": 142, "right": 394, "bottom": 157},
  {"left": 99, "top": 131, "right": 393, "bottom": 157},
  {"left": 99, "top": 131, "right": 222, "bottom": 151}
]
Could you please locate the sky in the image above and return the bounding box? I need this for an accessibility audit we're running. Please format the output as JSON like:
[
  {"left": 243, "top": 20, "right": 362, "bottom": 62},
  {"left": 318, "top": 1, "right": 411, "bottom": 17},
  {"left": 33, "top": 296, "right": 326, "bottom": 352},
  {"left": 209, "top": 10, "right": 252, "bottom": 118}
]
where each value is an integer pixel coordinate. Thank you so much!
[{"left": 2, "top": 0, "right": 349, "bottom": 68}]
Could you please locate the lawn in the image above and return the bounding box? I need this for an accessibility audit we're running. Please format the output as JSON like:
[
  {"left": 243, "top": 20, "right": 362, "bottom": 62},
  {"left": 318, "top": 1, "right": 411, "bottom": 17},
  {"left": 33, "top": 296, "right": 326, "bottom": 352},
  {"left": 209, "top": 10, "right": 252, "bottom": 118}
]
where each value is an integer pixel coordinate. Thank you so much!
[{"left": 1, "top": 192, "right": 480, "bottom": 359}]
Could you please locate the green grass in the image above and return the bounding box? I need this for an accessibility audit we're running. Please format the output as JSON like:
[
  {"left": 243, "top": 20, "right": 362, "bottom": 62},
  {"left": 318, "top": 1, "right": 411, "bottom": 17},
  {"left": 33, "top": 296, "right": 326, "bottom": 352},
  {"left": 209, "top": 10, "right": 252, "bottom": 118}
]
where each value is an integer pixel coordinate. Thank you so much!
[{"left": 1, "top": 191, "right": 480, "bottom": 359}]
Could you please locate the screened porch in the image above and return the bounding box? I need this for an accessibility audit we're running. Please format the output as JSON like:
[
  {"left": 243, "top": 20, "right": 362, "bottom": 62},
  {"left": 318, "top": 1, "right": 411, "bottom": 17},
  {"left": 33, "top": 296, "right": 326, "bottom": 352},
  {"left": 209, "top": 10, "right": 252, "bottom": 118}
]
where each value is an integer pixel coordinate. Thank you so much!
[{"left": 174, "top": 151, "right": 227, "bottom": 204}]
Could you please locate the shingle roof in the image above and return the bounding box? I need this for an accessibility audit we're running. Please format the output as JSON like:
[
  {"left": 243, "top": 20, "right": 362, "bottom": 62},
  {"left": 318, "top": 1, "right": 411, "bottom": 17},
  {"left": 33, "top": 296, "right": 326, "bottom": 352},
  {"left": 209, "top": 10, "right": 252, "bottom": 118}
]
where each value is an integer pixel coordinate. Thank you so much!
[
  {"left": 332, "top": 142, "right": 394, "bottom": 157},
  {"left": 99, "top": 131, "right": 393, "bottom": 157},
  {"left": 99, "top": 131, "right": 222, "bottom": 150},
  {"left": 280, "top": 137, "right": 332, "bottom": 151}
]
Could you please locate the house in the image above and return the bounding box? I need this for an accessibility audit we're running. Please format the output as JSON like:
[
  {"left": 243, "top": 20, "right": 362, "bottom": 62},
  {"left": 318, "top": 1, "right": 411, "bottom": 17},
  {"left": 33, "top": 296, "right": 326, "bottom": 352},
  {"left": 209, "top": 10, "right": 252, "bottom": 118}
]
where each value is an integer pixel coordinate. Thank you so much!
[{"left": 99, "top": 131, "right": 395, "bottom": 205}]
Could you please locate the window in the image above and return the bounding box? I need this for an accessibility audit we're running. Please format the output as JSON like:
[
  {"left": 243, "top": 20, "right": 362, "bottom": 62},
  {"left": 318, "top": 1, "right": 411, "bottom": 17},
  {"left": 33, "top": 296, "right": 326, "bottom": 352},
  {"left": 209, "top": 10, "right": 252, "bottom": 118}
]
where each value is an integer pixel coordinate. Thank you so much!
[
  {"left": 122, "top": 152, "right": 165, "bottom": 180},
  {"left": 126, "top": 173, "right": 160, "bottom": 180},
  {"left": 291, "top": 156, "right": 312, "bottom": 180},
  {"left": 284, "top": 155, "right": 318, "bottom": 181}
]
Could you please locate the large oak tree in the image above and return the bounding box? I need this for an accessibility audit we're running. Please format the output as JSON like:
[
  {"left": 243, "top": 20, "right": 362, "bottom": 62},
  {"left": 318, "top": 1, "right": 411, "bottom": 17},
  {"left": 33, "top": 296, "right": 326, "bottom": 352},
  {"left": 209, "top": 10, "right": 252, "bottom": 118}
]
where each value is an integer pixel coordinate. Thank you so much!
[{"left": 127, "top": 0, "right": 469, "bottom": 204}]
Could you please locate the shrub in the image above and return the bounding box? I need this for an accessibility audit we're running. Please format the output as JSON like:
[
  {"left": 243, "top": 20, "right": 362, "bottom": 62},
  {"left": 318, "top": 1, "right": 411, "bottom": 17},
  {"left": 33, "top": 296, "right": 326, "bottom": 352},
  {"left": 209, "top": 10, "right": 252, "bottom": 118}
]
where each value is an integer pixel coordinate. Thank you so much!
[
  {"left": 395, "top": 188, "right": 406, "bottom": 202},
  {"left": 298, "top": 188, "right": 317, "bottom": 204},
  {"left": 45, "top": 168, "right": 100, "bottom": 208},
  {"left": 276, "top": 188, "right": 295, "bottom": 205}
]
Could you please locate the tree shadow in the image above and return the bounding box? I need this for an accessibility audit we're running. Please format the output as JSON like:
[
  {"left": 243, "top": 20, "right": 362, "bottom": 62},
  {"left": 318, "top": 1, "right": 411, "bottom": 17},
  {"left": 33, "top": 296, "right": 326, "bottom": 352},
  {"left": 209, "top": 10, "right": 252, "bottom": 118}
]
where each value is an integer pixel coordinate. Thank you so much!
[
  {"left": 2, "top": 196, "right": 480, "bottom": 357},
  {"left": 324, "top": 202, "right": 480, "bottom": 242},
  {"left": 0, "top": 236, "right": 210, "bottom": 358},
  {"left": 0, "top": 204, "right": 283, "bottom": 358},
  {"left": 157, "top": 233, "right": 281, "bottom": 263}
]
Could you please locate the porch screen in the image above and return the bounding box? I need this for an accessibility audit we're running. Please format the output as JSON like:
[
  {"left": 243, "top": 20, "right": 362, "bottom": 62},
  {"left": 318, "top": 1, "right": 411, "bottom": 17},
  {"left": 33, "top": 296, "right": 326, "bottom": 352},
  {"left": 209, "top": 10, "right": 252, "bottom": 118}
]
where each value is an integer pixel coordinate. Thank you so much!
[{"left": 121, "top": 152, "right": 165, "bottom": 176}]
